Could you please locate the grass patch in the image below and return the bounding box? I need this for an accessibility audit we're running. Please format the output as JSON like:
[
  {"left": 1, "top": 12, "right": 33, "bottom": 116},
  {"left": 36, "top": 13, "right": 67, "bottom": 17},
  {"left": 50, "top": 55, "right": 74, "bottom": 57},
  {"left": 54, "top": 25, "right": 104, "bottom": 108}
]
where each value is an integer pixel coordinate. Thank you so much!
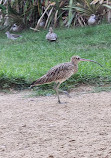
[
  {"left": 0, "top": 24, "right": 111, "bottom": 94},
  {"left": 94, "top": 85, "right": 111, "bottom": 93}
]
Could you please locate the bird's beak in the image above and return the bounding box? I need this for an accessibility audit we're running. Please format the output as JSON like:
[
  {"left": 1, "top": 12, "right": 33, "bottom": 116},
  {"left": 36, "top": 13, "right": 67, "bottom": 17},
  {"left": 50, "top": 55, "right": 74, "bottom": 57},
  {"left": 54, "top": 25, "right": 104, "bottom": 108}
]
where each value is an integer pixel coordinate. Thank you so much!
[{"left": 80, "top": 58, "right": 103, "bottom": 67}]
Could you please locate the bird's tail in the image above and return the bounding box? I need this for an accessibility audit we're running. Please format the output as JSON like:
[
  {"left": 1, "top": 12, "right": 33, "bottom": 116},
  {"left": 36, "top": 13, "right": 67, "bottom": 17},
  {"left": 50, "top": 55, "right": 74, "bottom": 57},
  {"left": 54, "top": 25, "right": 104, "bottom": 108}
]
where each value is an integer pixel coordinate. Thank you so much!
[
  {"left": 29, "top": 80, "right": 37, "bottom": 88},
  {"left": 30, "top": 75, "right": 50, "bottom": 88}
]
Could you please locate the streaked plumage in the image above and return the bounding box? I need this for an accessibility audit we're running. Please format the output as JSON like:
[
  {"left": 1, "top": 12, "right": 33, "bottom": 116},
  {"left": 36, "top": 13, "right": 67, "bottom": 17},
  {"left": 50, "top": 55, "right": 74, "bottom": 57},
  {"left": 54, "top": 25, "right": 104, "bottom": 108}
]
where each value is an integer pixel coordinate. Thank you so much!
[
  {"left": 32, "top": 63, "right": 76, "bottom": 86},
  {"left": 46, "top": 27, "right": 57, "bottom": 41},
  {"left": 30, "top": 56, "right": 102, "bottom": 103},
  {"left": 5, "top": 31, "right": 22, "bottom": 40}
]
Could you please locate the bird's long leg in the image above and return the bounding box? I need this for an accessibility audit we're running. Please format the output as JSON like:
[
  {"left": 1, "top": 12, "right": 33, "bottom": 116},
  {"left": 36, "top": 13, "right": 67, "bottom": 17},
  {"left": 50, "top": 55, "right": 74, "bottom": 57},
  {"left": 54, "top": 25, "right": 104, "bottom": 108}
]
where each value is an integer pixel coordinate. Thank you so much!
[
  {"left": 54, "top": 82, "right": 61, "bottom": 104},
  {"left": 58, "top": 89, "right": 71, "bottom": 98},
  {"left": 53, "top": 82, "right": 71, "bottom": 102}
]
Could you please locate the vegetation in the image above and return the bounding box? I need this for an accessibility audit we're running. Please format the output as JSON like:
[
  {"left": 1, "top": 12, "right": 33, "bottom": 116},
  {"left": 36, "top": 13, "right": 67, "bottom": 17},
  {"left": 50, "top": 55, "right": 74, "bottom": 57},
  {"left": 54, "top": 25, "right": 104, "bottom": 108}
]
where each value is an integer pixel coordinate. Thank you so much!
[
  {"left": 0, "top": 24, "right": 111, "bottom": 94},
  {"left": 65, "top": 0, "right": 111, "bottom": 27},
  {"left": 0, "top": 0, "right": 111, "bottom": 29},
  {"left": 0, "top": 1, "right": 111, "bottom": 95}
]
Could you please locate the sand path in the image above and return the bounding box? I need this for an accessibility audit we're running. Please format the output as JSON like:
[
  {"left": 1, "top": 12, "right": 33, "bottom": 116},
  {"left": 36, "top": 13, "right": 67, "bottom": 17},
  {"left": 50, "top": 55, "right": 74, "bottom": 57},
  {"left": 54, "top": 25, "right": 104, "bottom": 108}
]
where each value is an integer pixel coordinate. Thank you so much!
[{"left": 0, "top": 86, "right": 111, "bottom": 158}]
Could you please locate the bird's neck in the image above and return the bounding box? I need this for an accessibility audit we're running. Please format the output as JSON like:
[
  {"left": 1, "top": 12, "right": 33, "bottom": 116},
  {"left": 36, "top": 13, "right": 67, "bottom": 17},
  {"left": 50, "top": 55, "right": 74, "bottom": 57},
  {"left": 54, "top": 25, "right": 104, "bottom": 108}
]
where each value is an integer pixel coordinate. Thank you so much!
[
  {"left": 7, "top": 34, "right": 10, "bottom": 37},
  {"left": 74, "top": 64, "right": 78, "bottom": 73},
  {"left": 71, "top": 62, "right": 78, "bottom": 73}
]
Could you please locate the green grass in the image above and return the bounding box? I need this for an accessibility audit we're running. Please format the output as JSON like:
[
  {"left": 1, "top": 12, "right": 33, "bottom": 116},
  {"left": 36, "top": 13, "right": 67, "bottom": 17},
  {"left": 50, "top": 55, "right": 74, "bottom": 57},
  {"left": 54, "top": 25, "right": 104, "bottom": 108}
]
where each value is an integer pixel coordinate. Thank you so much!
[
  {"left": 94, "top": 86, "right": 111, "bottom": 93},
  {"left": 0, "top": 24, "right": 111, "bottom": 94}
]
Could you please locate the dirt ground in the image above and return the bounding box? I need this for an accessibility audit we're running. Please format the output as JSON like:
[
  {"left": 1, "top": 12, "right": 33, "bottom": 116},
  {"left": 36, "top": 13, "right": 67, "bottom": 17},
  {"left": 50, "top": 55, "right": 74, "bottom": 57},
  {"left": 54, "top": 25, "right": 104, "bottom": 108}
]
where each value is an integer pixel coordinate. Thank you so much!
[{"left": 0, "top": 86, "right": 111, "bottom": 158}]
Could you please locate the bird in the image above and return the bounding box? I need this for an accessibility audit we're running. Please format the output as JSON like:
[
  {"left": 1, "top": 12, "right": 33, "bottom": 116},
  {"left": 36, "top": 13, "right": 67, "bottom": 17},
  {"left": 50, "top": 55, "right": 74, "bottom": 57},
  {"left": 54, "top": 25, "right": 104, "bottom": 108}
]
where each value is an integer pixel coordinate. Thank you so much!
[
  {"left": 10, "top": 23, "right": 24, "bottom": 32},
  {"left": 10, "top": 24, "right": 19, "bottom": 32},
  {"left": 5, "top": 31, "right": 22, "bottom": 40},
  {"left": 46, "top": 27, "right": 57, "bottom": 41},
  {"left": 30, "top": 56, "right": 102, "bottom": 104},
  {"left": 88, "top": 14, "right": 97, "bottom": 25},
  {"left": 39, "top": 19, "right": 45, "bottom": 28}
]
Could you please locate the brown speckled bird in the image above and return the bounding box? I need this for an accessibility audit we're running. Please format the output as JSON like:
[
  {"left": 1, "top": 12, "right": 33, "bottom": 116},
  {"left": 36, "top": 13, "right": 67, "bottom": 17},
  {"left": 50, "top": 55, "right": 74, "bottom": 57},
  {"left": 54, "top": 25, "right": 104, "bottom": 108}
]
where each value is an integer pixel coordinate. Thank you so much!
[{"left": 30, "top": 56, "right": 102, "bottom": 103}]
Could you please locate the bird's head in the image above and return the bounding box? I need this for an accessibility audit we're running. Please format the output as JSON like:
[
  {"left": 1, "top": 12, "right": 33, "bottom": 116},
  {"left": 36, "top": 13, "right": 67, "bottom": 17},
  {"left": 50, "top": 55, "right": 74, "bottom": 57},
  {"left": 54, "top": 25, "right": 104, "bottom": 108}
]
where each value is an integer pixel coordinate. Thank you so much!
[
  {"left": 91, "top": 14, "right": 95, "bottom": 17},
  {"left": 13, "top": 23, "right": 17, "bottom": 27},
  {"left": 49, "top": 27, "right": 53, "bottom": 33},
  {"left": 90, "top": 14, "right": 97, "bottom": 20},
  {"left": 71, "top": 56, "right": 102, "bottom": 67},
  {"left": 71, "top": 56, "right": 81, "bottom": 64},
  {"left": 10, "top": 24, "right": 18, "bottom": 30},
  {"left": 5, "top": 31, "right": 9, "bottom": 35}
]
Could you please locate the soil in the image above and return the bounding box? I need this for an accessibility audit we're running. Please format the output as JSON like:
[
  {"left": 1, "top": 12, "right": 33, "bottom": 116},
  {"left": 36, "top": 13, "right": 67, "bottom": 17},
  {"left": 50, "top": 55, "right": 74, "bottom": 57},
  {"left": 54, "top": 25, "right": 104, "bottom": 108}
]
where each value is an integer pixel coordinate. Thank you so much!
[{"left": 0, "top": 86, "right": 111, "bottom": 158}]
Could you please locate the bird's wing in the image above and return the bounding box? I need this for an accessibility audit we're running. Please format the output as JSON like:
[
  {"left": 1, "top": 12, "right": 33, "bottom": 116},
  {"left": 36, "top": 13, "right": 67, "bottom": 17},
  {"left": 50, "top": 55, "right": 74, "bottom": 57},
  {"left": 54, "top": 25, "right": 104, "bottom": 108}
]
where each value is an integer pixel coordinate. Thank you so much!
[
  {"left": 12, "top": 34, "right": 22, "bottom": 38},
  {"left": 31, "top": 63, "right": 74, "bottom": 86},
  {"left": 51, "top": 33, "right": 57, "bottom": 40},
  {"left": 54, "top": 33, "right": 57, "bottom": 39},
  {"left": 46, "top": 63, "right": 73, "bottom": 81},
  {"left": 46, "top": 33, "right": 57, "bottom": 41}
]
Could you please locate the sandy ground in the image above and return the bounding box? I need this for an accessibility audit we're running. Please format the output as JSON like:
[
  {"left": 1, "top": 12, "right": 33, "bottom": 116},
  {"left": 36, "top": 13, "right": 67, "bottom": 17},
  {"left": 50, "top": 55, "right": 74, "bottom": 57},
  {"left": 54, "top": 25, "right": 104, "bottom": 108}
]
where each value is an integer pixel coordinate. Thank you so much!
[{"left": 0, "top": 86, "right": 111, "bottom": 158}]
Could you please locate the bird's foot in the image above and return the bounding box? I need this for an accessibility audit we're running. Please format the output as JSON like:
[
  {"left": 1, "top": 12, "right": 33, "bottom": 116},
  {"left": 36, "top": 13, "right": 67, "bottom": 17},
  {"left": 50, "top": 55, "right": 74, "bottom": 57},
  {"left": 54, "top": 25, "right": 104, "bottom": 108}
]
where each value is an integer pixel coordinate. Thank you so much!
[
  {"left": 57, "top": 100, "right": 67, "bottom": 104},
  {"left": 58, "top": 100, "right": 61, "bottom": 104},
  {"left": 59, "top": 90, "right": 71, "bottom": 98},
  {"left": 64, "top": 91, "right": 71, "bottom": 98}
]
